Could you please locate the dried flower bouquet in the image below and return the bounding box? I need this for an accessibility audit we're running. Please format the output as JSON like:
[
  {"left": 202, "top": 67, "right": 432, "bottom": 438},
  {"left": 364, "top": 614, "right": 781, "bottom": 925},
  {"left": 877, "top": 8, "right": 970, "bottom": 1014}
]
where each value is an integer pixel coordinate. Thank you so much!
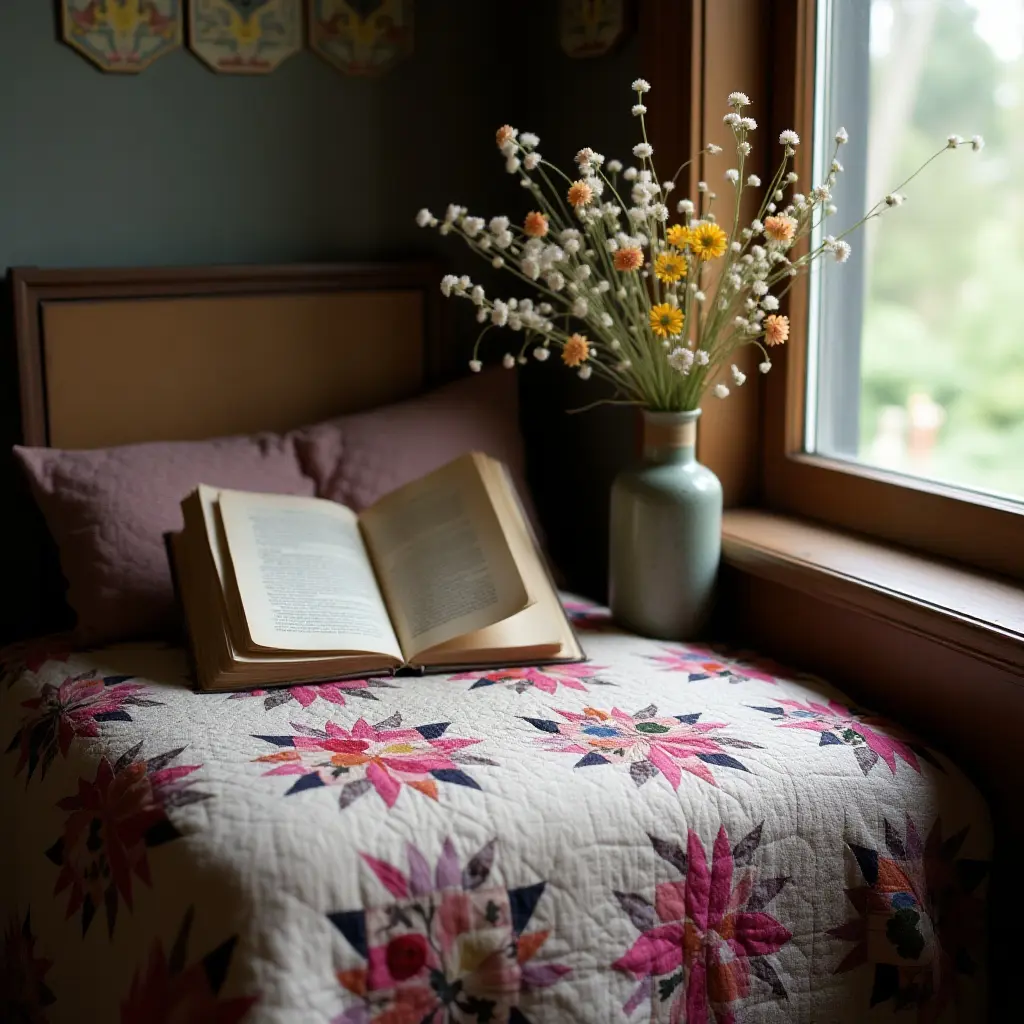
[{"left": 418, "top": 81, "right": 979, "bottom": 412}]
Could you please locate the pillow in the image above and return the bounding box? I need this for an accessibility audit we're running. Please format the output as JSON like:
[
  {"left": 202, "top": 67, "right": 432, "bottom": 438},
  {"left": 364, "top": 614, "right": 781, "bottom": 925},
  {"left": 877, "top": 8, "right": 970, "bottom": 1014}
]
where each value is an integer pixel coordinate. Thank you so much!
[
  {"left": 14, "top": 434, "right": 314, "bottom": 644},
  {"left": 294, "top": 369, "right": 537, "bottom": 522}
]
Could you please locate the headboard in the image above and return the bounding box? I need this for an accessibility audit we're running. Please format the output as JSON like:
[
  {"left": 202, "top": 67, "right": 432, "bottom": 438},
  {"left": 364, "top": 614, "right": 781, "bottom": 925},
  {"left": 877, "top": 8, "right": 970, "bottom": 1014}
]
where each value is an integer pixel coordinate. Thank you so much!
[
  {"left": 12, "top": 262, "right": 449, "bottom": 449},
  {"left": 3, "top": 261, "right": 450, "bottom": 641}
]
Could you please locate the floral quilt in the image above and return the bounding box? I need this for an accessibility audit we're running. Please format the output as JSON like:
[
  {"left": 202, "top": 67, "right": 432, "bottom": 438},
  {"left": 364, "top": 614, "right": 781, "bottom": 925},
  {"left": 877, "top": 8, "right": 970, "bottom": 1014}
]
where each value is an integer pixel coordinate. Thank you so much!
[{"left": 0, "top": 596, "right": 991, "bottom": 1023}]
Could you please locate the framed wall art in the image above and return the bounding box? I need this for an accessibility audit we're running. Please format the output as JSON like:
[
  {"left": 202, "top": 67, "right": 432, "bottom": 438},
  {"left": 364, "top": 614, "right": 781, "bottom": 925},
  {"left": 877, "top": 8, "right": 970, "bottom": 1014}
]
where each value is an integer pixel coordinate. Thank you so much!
[
  {"left": 189, "top": 0, "right": 303, "bottom": 74},
  {"left": 559, "top": 0, "right": 632, "bottom": 59},
  {"left": 62, "top": 0, "right": 183, "bottom": 73},
  {"left": 309, "top": 0, "right": 414, "bottom": 77}
]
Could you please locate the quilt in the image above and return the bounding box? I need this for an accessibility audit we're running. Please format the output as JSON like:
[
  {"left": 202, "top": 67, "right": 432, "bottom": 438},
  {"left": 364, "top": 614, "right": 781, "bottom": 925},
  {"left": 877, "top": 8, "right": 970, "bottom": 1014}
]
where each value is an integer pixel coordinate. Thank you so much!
[{"left": 0, "top": 597, "right": 991, "bottom": 1023}]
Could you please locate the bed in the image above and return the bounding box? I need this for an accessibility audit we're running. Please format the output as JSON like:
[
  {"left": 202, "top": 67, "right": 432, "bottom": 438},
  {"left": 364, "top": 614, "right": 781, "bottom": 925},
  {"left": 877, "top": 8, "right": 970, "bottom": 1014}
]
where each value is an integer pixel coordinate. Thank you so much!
[{"left": 0, "top": 264, "right": 992, "bottom": 1023}]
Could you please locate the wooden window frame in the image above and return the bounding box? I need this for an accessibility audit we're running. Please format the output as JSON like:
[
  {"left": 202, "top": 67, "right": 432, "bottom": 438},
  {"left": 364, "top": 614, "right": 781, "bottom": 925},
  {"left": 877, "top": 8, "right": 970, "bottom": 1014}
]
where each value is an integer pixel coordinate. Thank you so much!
[{"left": 763, "top": 0, "right": 1024, "bottom": 582}]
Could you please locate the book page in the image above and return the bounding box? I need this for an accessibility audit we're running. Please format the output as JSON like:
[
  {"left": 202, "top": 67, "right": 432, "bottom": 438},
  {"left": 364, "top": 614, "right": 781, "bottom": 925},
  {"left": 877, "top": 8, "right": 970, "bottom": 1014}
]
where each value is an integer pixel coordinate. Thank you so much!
[
  {"left": 217, "top": 490, "right": 403, "bottom": 657},
  {"left": 414, "top": 457, "right": 581, "bottom": 666},
  {"left": 359, "top": 453, "right": 530, "bottom": 658}
]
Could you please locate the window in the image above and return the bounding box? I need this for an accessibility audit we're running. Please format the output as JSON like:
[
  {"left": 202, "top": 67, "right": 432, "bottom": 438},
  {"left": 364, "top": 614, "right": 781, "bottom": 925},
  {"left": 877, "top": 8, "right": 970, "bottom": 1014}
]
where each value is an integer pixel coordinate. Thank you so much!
[{"left": 809, "top": 0, "right": 1024, "bottom": 502}]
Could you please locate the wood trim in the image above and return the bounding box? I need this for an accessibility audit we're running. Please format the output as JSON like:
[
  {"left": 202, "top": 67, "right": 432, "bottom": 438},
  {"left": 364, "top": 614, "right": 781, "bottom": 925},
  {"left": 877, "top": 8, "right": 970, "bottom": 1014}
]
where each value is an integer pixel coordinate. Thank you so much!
[
  {"left": 760, "top": 0, "right": 1024, "bottom": 581},
  {"left": 722, "top": 509, "right": 1024, "bottom": 677},
  {"left": 9, "top": 261, "right": 448, "bottom": 447},
  {"left": 642, "top": 0, "right": 767, "bottom": 507}
]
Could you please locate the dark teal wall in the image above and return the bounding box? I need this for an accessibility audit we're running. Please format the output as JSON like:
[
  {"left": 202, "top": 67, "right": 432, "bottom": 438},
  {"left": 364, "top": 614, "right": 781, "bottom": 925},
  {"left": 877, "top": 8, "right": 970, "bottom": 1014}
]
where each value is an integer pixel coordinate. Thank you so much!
[{"left": 0, "top": 2, "right": 511, "bottom": 270}]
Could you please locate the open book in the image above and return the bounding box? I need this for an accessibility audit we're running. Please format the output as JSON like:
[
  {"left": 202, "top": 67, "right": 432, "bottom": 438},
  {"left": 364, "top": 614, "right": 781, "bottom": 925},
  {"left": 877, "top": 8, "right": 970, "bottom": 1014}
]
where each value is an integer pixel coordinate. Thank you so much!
[{"left": 168, "top": 452, "right": 583, "bottom": 691}]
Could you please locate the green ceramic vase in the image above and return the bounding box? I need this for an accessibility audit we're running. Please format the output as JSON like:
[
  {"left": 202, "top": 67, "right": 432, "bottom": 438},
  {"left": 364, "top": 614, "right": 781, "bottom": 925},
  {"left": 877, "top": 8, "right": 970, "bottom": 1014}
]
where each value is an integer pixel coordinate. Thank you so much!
[{"left": 609, "top": 409, "right": 723, "bottom": 640}]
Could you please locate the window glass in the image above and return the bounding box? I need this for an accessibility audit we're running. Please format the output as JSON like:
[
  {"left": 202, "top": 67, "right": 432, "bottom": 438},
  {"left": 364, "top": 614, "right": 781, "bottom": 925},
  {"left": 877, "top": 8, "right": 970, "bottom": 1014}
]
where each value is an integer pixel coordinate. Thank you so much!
[{"left": 811, "top": 0, "right": 1024, "bottom": 501}]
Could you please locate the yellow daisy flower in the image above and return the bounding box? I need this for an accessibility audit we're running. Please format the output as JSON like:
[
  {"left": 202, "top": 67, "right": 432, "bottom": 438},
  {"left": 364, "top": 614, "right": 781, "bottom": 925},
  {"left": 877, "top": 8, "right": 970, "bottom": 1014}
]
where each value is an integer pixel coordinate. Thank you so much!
[
  {"left": 690, "top": 221, "right": 728, "bottom": 261},
  {"left": 649, "top": 303, "right": 684, "bottom": 338},
  {"left": 666, "top": 223, "right": 690, "bottom": 249},
  {"left": 654, "top": 251, "right": 687, "bottom": 283}
]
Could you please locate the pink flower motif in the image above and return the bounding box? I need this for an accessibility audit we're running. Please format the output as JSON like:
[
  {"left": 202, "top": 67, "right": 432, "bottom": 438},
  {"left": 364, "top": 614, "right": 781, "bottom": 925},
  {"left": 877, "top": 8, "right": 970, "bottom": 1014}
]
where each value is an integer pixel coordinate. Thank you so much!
[
  {"left": 522, "top": 705, "right": 759, "bottom": 789},
  {"left": 8, "top": 674, "right": 162, "bottom": 781},
  {"left": 449, "top": 663, "right": 611, "bottom": 695},
  {"left": 0, "top": 636, "right": 75, "bottom": 689},
  {"left": 332, "top": 839, "right": 570, "bottom": 1024},
  {"left": 615, "top": 824, "right": 791, "bottom": 1022},
  {"left": 648, "top": 646, "right": 782, "bottom": 684},
  {"left": 0, "top": 911, "right": 55, "bottom": 1022},
  {"left": 253, "top": 715, "right": 496, "bottom": 810},
  {"left": 752, "top": 698, "right": 928, "bottom": 775},
  {"left": 229, "top": 677, "right": 393, "bottom": 712},
  {"left": 561, "top": 598, "right": 618, "bottom": 633}
]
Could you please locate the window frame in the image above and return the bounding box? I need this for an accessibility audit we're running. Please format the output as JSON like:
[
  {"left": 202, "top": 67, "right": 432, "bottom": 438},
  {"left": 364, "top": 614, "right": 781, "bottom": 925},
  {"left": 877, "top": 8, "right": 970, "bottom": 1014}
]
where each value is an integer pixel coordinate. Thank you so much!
[{"left": 762, "top": 0, "right": 1024, "bottom": 582}]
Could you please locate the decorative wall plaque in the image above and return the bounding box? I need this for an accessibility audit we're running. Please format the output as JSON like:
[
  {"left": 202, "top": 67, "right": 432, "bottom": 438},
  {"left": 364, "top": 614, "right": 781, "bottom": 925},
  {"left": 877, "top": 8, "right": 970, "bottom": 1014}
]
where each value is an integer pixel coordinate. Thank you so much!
[
  {"left": 189, "top": 0, "right": 303, "bottom": 74},
  {"left": 62, "top": 0, "right": 183, "bottom": 73},
  {"left": 309, "top": 0, "right": 414, "bottom": 77}
]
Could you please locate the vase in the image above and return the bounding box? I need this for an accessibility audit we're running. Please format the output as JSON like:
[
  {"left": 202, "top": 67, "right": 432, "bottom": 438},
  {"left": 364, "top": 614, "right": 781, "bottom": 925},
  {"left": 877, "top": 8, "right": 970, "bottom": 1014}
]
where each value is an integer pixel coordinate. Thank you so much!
[{"left": 608, "top": 409, "right": 723, "bottom": 640}]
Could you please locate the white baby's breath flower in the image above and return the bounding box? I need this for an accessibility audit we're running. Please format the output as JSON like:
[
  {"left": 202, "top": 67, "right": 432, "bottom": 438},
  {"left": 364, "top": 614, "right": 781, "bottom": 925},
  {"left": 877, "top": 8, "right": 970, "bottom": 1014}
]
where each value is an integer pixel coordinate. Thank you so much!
[
  {"left": 490, "top": 301, "right": 508, "bottom": 326},
  {"left": 616, "top": 287, "right": 628, "bottom": 300},
  {"left": 677, "top": 199, "right": 695, "bottom": 214},
  {"left": 633, "top": 142, "right": 654, "bottom": 159},
  {"left": 439, "top": 223, "right": 452, "bottom": 236},
  {"left": 792, "top": 193, "right": 806, "bottom": 208},
  {"left": 489, "top": 216, "right": 509, "bottom": 235},
  {"left": 734, "top": 316, "right": 749, "bottom": 329},
  {"left": 508, "top": 315, "right": 522, "bottom": 331},
  {"left": 766, "top": 202, "right": 777, "bottom": 212},
  {"left": 779, "top": 129, "right": 800, "bottom": 146},
  {"left": 500, "top": 141, "right": 517, "bottom": 158},
  {"left": 597, "top": 280, "right": 610, "bottom": 293},
  {"left": 740, "top": 117, "right": 757, "bottom": 130},
  {"left": 572, "top": 298, "right": 589, "bottom": 317},
  {"left": 491, "top": 256, "right": 504, "bottom": 269},
  {"left": 725, "top": 168, "right": 740, "bottom": 184},
  {"left": 578, "top": 365, "right": 592, "bottom": 380},
  {"left": 730, "top": 241, "right": 742, "bottom": 253},
  {"left": 831, "top": 159, "right": 844, "bottom": 174},
  {"left": 761, "top": 294, "right": 779, "bottom": 311},
  {"left": 667, "top": 347, "right": 694, "bottom": 374},
  {"left": 495, "top": 231, "right": 513, "bottom": 250},
  {"left": 463, "top": 217, "right": 485, "bottom": 238},
  {"left": 834, "top": 126, "right": 849, "bottom": 144},
  {"left": 564, "top": 238, "right": 581, "bottom": 255},
  {"left": 744, "top": 298, "right": 756, "bottom": 312},
  {"left": 519, "top": 132, "right": 540, "bottom": 149},
  {"left": 731, "top": 364, "right": 746, "bottom": 385},
  {"left": 824, "top": 235, "right": 852, "bottom": 263},
  {"left": 826, "top": 204, "right": 837, "bottom": 215},
  {"left": 759, "top": 360, "right": 772, "bottom": 373},
  {"left": 523, "top": 152, "right": 541, "bottom": 171},
  {"left": 662, "top": 180, "right": 676, "bottom": 193},
  {"left": 697, "top": 180, "right": 708, "bottom": 192},
  {"left": 533, "top": 346, "right": 550, "bottom": 361},
  {"left": 440, "top": 274, "right": 459, "bottom": 297},
  {"left": 739, "top": 142, "right": 751, "bottom": 156},
  {"left": 723, "top": 112, "right": 740, "bottom": 126},
  {"left": 714, "top": 383, "right": 730, "bottom": 399},
  {"left": 694, "top": 291, "right": 706, "bottom": 303},
  {"left": 632, "top": 78, "right": 651, "bottom": 93},
  {"left": 576, "top": 265, "right": 592, "bottom": 281},
  {"left": 600, "top": 312, "right": 614, "bottom": 327},
  {"left": 501, "top": 353, "right": 515, "bottom": 369},
  {"left": 695, "top": 350, "right": 710, "bottom": 366},
  {"left": 575, "top": 148, "right": 594, "bottom": 166},
  {"left": 476, "top": 308, "right": 487, "bottom": 323},
  {"left": 468, "top": 359, "right": 482, "bottom": 373},
  {"left": 607, "top": 159, "right": 623, "bottom": 173},
  {"left": 616, "top": 360, "right": 632, "bottom": 371},
  {"left": 567, "top": 282, "right": 578, "bottom": 295},
  {"left": 706, "top": 142, "right": 723, "bottom": 155},
  {"left": 728, "top": 273, "right": 742, "bottom": 288},
  {"left": 728, "top": 91, "right": 751, "bottom": 106},
  {"left": 651, "top": 203, "right": 669, "bottom": 222},
  {"left": 751, "top": 219, "right": 764, "bottom": 234},
  {"left": 947, "top": 134, "right": 963, "bottom": 149},
  {"left": 884, "top": 193, "right": 905, "bottom": 207},
  {"left": 747, "top": 174, "right": 761, "bottom": 187},
  {"left": 471, "top": 285, "right": 485, "bottom": 305},
  {"left": 522, "top": 258, "right": 540, "bottom": 280},
  {"left": 786, "top": 172, "right": 798, "bottom": 183},
  {"left": 416, "top": 208, "right": 435, "bottom": 228},
  {"left": 623, "top": 167, "right": 639, "bottom": 181},
  {"left": 609, "top": 339, "right": 621, "bottom": 351},
  {"left": 972, "top": 135, "right": 985, "bottom": 151},
  {"left": 445, "top": 204, "right": 463, "bottom": 223},
  {"left": 632, "top": 104, "right": 648, "bottom": 116},
  {"left": 505, "top": 156, "right": 521, "bottom": 174}
]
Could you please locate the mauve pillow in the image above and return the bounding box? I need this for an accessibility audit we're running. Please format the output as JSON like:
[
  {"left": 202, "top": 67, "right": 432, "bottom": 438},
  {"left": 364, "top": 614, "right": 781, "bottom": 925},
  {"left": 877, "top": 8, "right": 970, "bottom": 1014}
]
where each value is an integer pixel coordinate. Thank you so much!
[
  {"left": 295, "top": 369, "right": 537, "bottom": 520},
  {"left": 14, "top": 434, "right": 314, "bottom": 644}
]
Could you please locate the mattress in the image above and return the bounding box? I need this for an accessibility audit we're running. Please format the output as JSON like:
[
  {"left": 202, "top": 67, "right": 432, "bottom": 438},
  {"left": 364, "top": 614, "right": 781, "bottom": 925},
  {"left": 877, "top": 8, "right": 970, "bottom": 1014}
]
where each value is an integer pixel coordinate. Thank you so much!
[{"left": 0, "top": 596, "right": 990, "bottom": 1022}]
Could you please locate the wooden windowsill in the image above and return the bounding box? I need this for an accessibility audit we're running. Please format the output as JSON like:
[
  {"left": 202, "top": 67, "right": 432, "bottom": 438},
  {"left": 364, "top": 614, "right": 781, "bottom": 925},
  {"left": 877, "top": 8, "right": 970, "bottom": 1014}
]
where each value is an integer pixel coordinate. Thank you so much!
[{"left": 721, "top": 509, "right": 1024, "bottom": 678}]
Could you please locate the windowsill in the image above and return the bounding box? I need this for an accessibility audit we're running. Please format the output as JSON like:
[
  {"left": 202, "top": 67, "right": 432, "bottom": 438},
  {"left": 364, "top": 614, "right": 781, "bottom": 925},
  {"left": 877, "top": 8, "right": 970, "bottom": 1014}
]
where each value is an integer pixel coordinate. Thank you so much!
[{"left": 721, "top": 509, "right": 1024, "bottom": 678}]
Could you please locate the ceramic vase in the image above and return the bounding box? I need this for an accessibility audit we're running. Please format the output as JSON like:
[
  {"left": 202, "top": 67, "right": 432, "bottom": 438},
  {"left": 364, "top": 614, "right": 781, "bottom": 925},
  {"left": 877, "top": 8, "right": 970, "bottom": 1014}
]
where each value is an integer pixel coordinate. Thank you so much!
[{"left": 608, "top": 409, "right": 722, "bottom": 640}]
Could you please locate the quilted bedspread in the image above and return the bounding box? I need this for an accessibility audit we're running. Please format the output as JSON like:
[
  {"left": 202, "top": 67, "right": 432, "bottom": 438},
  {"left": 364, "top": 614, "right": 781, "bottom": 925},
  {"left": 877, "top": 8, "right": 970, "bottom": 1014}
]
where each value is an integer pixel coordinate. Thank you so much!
[{"left": 0, "top": 597, "right": 991, "bottom": 1023}]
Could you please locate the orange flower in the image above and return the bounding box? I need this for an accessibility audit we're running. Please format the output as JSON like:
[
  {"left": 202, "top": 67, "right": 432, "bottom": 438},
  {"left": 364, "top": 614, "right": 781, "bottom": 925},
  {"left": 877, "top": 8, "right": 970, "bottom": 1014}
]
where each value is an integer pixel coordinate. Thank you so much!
[
  {"left": 764, "top": 314, "right": 790, "bottom": 346},
  {"left": 523, "top": 211, "right": 549, "bottom": 238},
  {"left": 561, "top": 333, "right": 591, "bottom": 367},
  {"left": 567, "top": 179, "right": 595, "bottom": 208},
  {"left": 613, "top": 246, "right": 644, "bottom": 271},
  {"left": 764, "top": 215, "right": 797, "bottom": 244},
  {"left": 495, "top": 124, "right": 517, "bottom": 148}
]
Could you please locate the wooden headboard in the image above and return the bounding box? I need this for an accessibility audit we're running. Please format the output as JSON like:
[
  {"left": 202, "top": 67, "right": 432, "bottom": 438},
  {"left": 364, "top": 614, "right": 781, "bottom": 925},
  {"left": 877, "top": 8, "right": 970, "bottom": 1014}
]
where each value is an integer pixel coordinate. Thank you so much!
[
  {"left": 3, "top": 261, "right": 450, "bottom": 641},
  {"left": 12, "top": 262, "right": 449, "bottom": 449}
]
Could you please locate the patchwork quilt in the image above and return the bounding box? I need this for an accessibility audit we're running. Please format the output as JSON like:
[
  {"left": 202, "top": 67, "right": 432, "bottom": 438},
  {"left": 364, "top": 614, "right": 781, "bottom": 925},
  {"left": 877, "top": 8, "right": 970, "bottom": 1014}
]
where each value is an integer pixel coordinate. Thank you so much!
[{"left": 0, "top": 597, "right": 991, "bottom": 1023}]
